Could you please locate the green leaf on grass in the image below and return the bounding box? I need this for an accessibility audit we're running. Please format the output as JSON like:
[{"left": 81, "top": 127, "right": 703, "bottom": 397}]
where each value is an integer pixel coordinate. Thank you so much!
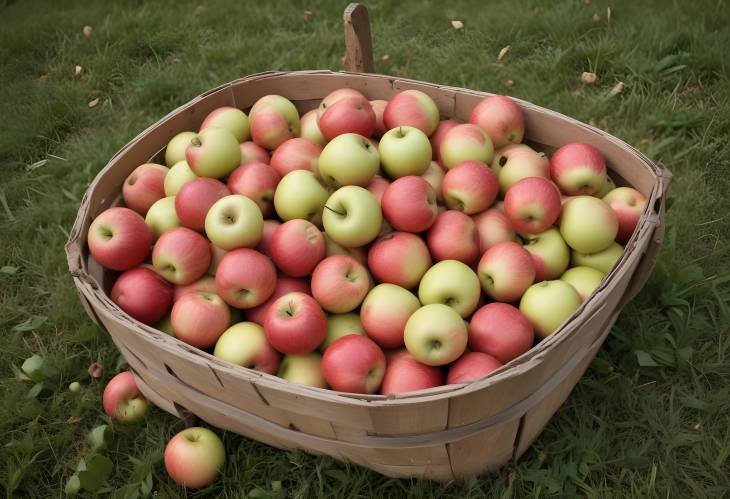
[
  {"left": 87, "top": 425, "right": 110, "bottom": 452},
  {"left": 78, "top": 454, "right": 113, "bottom": 492},
  {"left": 26, "top": 382, "right": 45, "bottom": 399},
  {"left": 21, "top": 355, "right": 58, "bottom": 382},
  {"left": 635, "top": 350, "right": 660, "bottom": 367},
  {"left": 140, "top": 472, "right": 153, "bottom": 495},
  {"left": 0, "top": 265, "right": 18, "bottom": 274},
  {"left": 71, "top": 324, "right": 98, "bottom": 343},
  {"left": 65, "top": 474, "right": 81, "bottom": 495},
  {"left": 13, "top": 315, "right": 47, "bottom": 332}
]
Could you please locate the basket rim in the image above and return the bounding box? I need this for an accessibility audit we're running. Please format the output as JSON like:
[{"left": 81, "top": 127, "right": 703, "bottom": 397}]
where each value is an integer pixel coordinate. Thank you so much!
[{"left": 66, "top": 69, "right": 670, "bottom": 408}]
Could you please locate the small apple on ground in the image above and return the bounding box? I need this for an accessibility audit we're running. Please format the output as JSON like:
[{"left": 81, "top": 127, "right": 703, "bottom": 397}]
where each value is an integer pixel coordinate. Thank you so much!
[
  {"left": 164, "top": 427, "right": 225, "bottom": 490},
  {"left": 152, "top": 227, "right": 211, "bottom": 285},
  {"left": 103, "top": 371, "right": 148, "bottom": 423},
  {"left": 185, "top": 128, "right": 241, "bottom": 178},
  {"left": 367, "top": 232, "right": 432, "bottom": 289},
  {"left": 418, "top": 260, "right": 481, "bottom": 318},
  {"left": 468, "top": 303, "right": 534, "bottom": 363},
  {"left": 404, "top": 304, "right": 468, "bottom": 366},
  {"left": 123, "top": 163, "right": 168, "bottom": 215},
  {"left": 165, "top": 131, "right": 196, "bottom": 167},
  {"left": 277, "top": 353, "right": 327, "bottom": 388},
  {"left": 88, "top": 207, "right": 152, "bottom": 271},
  {"left": 213, "top": 322, "right": 281, "bottom": 374},
  {"left": 215, "top": 248, "right": 277, "bottom": 308},
  {"left": 264, "top": 292, "right": 327, "bottom": 354},
  {"left": 361, "top": 283, "right": 420, "bottom": 349},
  {"left": 322, "top": 335, "right": 386, "bottom": 393},
  {"left": 111, "top": 267, "right": 173, "bottom": 324},
  {"left": 311, "top": 255, "right": 371, "bottom": 313},
  {"left": 447, "top": 352, "right": 503, "bottom": 384},
  {"left": 560, "top": 266, "right": 605, "bottom": 302},
  {"left": 199, "top": 106, "right": 250, "bottom": 142},
  {"left": 171, "top": 292, "right": 230, "bottom": 349},
  {"left": 519, "top": 280, "right": 581, "bottom": 338},
  {"left": 477, "top": 241, "right": 536, "bottom": 302}
]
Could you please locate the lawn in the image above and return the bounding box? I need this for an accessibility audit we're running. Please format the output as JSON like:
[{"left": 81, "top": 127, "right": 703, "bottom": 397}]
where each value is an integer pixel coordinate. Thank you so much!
[{"left": 1, "top": 0, "right": 729, "bottom": 497}]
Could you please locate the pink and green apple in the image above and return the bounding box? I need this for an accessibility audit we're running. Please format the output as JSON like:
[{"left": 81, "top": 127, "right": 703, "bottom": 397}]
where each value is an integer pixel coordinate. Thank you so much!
[
  {"left": 360, "top": 283, "right": 420, "bottom": 349},
  {"left": 185, "top": 128, "right": 241, "bottom": 178},
  {"left": 199, "top": 106, "right": 250, "bottom": 142},
  {"left": 404, "top": 304, "right": 468, "bottom": 366},
  {"left": 248, "top": 94, "right": 300, "bottom": 150},
  {"left": 318, "top": 133, "right": 379, "bottom": 187}
]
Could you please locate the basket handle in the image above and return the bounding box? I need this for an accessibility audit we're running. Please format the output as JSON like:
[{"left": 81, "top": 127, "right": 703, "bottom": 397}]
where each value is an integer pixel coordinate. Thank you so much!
[{"left": 343, "top": 3, "right": 374, "bottom": 73}]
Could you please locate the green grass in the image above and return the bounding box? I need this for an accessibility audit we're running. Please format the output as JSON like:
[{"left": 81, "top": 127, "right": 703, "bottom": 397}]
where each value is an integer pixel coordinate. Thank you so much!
[{"left": 1, "top": 0, "right": 729, "bottom": 496}]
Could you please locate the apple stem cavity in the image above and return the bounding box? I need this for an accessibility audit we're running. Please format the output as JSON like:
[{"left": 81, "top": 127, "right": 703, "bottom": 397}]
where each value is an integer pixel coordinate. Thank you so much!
[{"left": 190, "top": 136, "right": 202, "bottom": 147}]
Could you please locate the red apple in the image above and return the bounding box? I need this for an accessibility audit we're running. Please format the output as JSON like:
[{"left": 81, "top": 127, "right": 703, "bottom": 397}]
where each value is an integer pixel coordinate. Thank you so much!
[
  {"left": 497, "top": 147, "right": 550, "bottom": 194},
  {"left": 171, "top": 291, "right": 230, "bottom": 349},
  {"left": 522, "top": 228, "right": 571, "bottom": 281},
  {"left": 270, "top": 219, "right": 326, "bottom": 277},
  {"left": 249, "top": 95, "right": 300, "bottom": 150},
  {"left": 311, "top": 255, "right": 370, "bottom": 313},
  {"left": 174, "top": 178, "right": 231, "bottom": 231},
  {"left": 173, "top": 276, "right": 218, "bottom": 302},
  {"left": 269, "top": 138, "right": 322, "bottom": 178},
  {"left": 427, "top": 210, "right": 479, "bottom": 264},
  {"left": 430, "top": 119, "right": 460, "bottom": 164},
  {"left": 370, "top": 99, "right": 389, "bottom": 137},
  {"left": 473, "top": 208, "right": 516, "bottom": 255},
  {"left": 550, "top": 142, "right": 607, "bottom": 196},
  {"left": 381, "top": 176, "right": 438, "bottom": 232},
  {"left": 477, "top": 241, "right": 535, "bottom": 302},
  {"left": 319, "top": 96, "right": 376, "bottom": 140},
  {"left": 213, "top": 322, "right": 281, "bottom": 374},
  {"left": 469, "top": 303, "right": 534, "bottom": 363},
  {"left": 442, "top": 160, "right": 499, "bottom": 214},
  {"left": 255, "top": 220, "right": 281, "bottom": 258},
  {"left": 102, "top": 371, "right": 148, "bottom": 423},
  {"left": 318, "top": 88, "right": 368, "bottom": 118},
  {"left": 360, "top": 283, "right": 420, "bottom": 348},
  {"left": 602, "top": 187, "right": 647, "bottom": 243},
  {"left": 383, "top": 89, "right": 440, "bottom": 136},
  {"left": 469, "top": 95, "right": 525, "bottom": 149},
  {"left": 421, "top": 161, "right": 445, "bottom": 201},
  {"left": 239, "top": 141, "right": 270, "bottom": 165},
  {"left": 367, "top": 232, "right": 432, "bottom": 289},
  {"left": 366, "top": 176, "right": 391, "bottom": 205},
  {"left": 111, "top": 267, "right": 173, "bottom": 325},
  {"left": 227, "top": 162, "right": 280, "bottom": 217},
  {"left": 322, "top": 335, "right": 386, "bottom": 393},
  {"left": 122, "top": 163, "right": 168, "bottom": 215},
  {"left": 380, "top": 350, "right": 445, "bottom": 395},
  {"left": 152, "top": 227, "right": 211, "bottom": 285},
  {"left": 264, "top": 292, "right": 327, "bottom": 354},
  {"left": 88, "top": 207, "right": 152, "bottom": 271},
  {"left": 208, "top": 243, "right": 227, "bottom": 275},
  {"left": 504, "top": 177, "right": 562, "bottom": 234},
  {"left": 164, "top": 427, "right": 225, "bottom": 490},
  {"left": 245, "top": 276, "right": 311, "bottom": 326},
  {"left": 447, "top": 352, "right": 503, "bottom": 384},
  {"left": 215, "top": 248, "right": 277, "bottom": 308}
]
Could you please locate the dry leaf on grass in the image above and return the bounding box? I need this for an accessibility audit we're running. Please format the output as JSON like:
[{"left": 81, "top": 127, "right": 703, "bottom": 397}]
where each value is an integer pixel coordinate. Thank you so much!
[
  {"left": 381, "top": 54, "right": 390, "bottom": 61},
  {"left": 82, "top": 25, "right": 93, "bottom": 38},
  {"left": 607, "top": 7, "right": 612, "bottom": 24},
  {"left": 88, "top": 362, "right": 102, "bottom": 378},
  {"left": 88, "top": 98, "right": 100, "bottom": 108},
  {"left": 67, "top": 416, "right": 83, "bottom": 425},
  {"left": 194, "top": 5, "right": 206, "bottom": 16},
  {"left": 503, "top": 79, "right": 515, "bottom": 87},
  {"left": 593, "top": 13, "right": 600, "bottom": 22},
  {"left": 303, "top": 10, "right": 313, "bottom": 21},
  {"left": 74, "top": 65, "right": 83, "bottom": 76},
  {"left": 497, "top": 45, "right": 510, "bottom": 61},
  {"left": 581, "top": 72, "right": 598, "bottom": 84},
  {"left": 609, "top": 81, "right": 625, "bottom": 96},
  {"left": 451, "top": 20, "right": 464, "bottom": 30}
]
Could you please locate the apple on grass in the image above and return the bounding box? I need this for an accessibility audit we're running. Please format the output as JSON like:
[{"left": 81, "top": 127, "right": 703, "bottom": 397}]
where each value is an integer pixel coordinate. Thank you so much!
[
  {"left": 323, "top": 186, "right": 382, "bottom": 247},
  {"left": 378, "top": 126, "right": 432, "bottom": 178},
  {"left": 380, "top": 350, "right": 445, "bottom": 395},
  {"left": 322, "top": 335, "right": 385, "bottom": 393},
  {"left": 421, "top": 161, "right": 445, "bottom": 201},
  {"left": 264, "top": 292, "right": 326, "bottom": 354},
  {"left": 602, "top": 187, "right": 647, "bottom": 243},
  {"left": 185, "top": 128, "right": 241, "bottom": 178},
  {"left": 447, "top": 352, "right": 503, "bottom": 384},
  {"left": 165, "top": 131, "right": 197, "bottom": 167},
  {"left": 269, "top": 138, "right": 322, "bottom": 178},
  {"left": 439, "top": 124, "right": 494, "bottom": 169},
  {"left": 383, "top": 89, "right": 440, "bottom": 136},
  {"left": 361, "top": 283, "right": 420, "bottom": 349},
  {"left": 469, "top": 303, "right": 534, "bottom": 363},
  {"left": 427, "top": 210, "right": 480, "bottom": 265},
  {"left": 477, "top": 241, "right": 535, "bottom": 302},
  {"left": 103, "top": 371, "right": 148, "bottom": 423},
  {"left": 299, "top": 109, "right": 327, "bottom": 146},
  {"left": 430, "top": 119, "right": 460, "bottom": 164},
  {"left": 164, "top": 160, "right": 199, "bottom": 197},
  {"left": 111, "top": 267, "right": 172, "bottom": 325},
  {"left": 497, "top": 148, "right": 550, "bottom": 194},
  {"left": 164, "top": 427, "right": 225, "bottom": 490},
  {"left": 213, "top": 322, "right": 280, "bottom": 374},
  {"left": 173, "top": 276, "right": 218, "bottom": 302},
  {"left": 245, "top": 276, "right": 310, "bottom": 325},
  {"left": 571, "top": 242, "right": 624, "bottom": 274},
  {"left": 249, "top": 94, "right": 300, "bottom": 150},
  {"left": 469, "top": 95, "right": 525, "bottom": 149},
  {"left": 215, "top": 248, "right": 277, "bottom": 308},
  {"left": 367, "top": 232, "right": 432, "bottom": 289},
  {"left": 239, "top": 141, "right": 271, "bottom": 165},
  {"left": 199, "top": 106, "right": 250, "bottom": 142},
  {"left": 171, "top": 291, "right": 230, "bottom": 349},
  {"left": 270, "top": 219, "right": 325, "bottom": 277},
  {"left": 227, "top": 162, "right": 280, "bottom": 217},
  {"left": 522, "top": 227, "right": 571, "bottom": 281},
  {"left": 273, "top": 170, "right": 329, "bottom": 224},
  {"left": 560, "top": 266, "right": 605, "bottom": 302},
  {"left": 123, "top": 163, "right": 168, "bottom": 215},
  {"left": 277, "top": 353, "right": 327, "bottom": 388},
  {"left": 442, "top": 160, "right": 499, "bottom": 214},
  {"left": 175, "top": 178, "right": 231, "bottom": 231},
  {"left": 88, "top": 207, "right": 152, "bottom": 271},
  {"left": 318, "top": 133, "right": 379, "bottom": 187},
  {"left": 204, "top": 195, "right": 263, "bottom": 251},
  {"left": 319, "top": 96, "right": 376, "bottom": 140},
  {"left": 560, "top": 196, "right": 618, "bottom": 253},
  {"left": 418, "top": 260, "right": 481, "bottom": 318},
  {"left": 473, "top": 208, "right": 516, "bottom": 254},
  {"left": 550, "top": 142, "right": 607, "bottom": 196},
  {"left": 381, "top": 176, "right": 438, "bottom": 233},
  {"left": 152, "top": 227, "right": 211, "bottom": 285},
  {"left": 323, "top": 233, "right": 368, "bottom": 266},
  {"left": 320, "top": 313, "right": 364, "bottom": 351},
  {"left": 145, "top": 196, "right": 181, "bottom": 239},
  {"left": 311, "top": 255, "right": 371, "bottom": 313},
  {"left": 504, "top": 177, "right": 562, "bottom": 234},
  {"left": 404, "top": 304, "right": 468, "bottom": 366},
  {"left": 370, "top": 99, "right": 389, "bottom": 137},
  {"left": 519, "top": 280, "right": 581, "bottom": 339}
]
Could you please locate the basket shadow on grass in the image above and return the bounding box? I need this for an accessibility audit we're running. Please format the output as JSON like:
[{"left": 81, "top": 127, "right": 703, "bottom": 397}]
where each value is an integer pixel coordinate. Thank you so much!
[{"left": 1, "top": 0, "right": 729, "bottom": 497}]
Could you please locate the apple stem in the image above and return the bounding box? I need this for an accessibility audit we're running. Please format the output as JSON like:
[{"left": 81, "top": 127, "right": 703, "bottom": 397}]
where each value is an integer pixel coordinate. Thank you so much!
[{"left": 324, "top": 205, "right": 345, "bottom": 216}]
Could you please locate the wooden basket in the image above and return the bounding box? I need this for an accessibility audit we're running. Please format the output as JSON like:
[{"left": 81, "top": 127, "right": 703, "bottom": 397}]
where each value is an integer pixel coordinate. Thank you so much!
[{"left": 65, "top": 5, "right": 670, "bottom": 481}]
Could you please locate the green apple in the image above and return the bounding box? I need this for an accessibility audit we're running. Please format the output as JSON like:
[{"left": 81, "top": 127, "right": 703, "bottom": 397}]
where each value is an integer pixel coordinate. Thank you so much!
[
  {"left": 519, "top": 280, "right": 581, "bottom": 338},
  {"left": 378, "top": 126, "right": 432, "bottom": 178},
  {"left": 204, "top": 195, "right": 263, "bottom": 250},
  {"left": 404, "top": 304, "right": 468, "bottom": 366},
  {"left": 521, "top": 227, "right": 570, "bottom": 281},
  {"left": 572, "top": 242, "right": 624, "bottom": 273},
  {"left": 165, "top": 131, "right": 197, "bottom": 167},
  {"left": 200, "top": 106, "right": 250, "bottom": 142},
  {"left": 278, "top": 353, "right": 327, "bottom": 388},
  {"left": 560, "top": 266, "right": 605, "bottom": 302},
  {"left": 323, "top": 186, "right": 382, "bottom": 248},
  {"left": 300, "top": 109, "right": 327, "bottom": 146},
  {"left": 560, "top": 196, "right": 619, "bottom": 253},
  {"left": 164, "top": 160, "right": 199, "bottom": 196},
  {"left": 213, "top": 322, "right": 280, "bottom": 374},
  {"left": 186, "top": 128, "right": 241, "bottom": 178},
  {"left": 274, "top": 170, "right": 330, "bottom": 223},
  {"left": 320, "top": 313, "right": 365, "bottom": 351},
  {"left": 145, "top": 196, "right": 181, "bottom": 240},
  {"left": 596, "top": 174, "right": 617, "bottom": 198},
  {"left": 418, "top": 260, "right": 480, "bottom": 318},
  {"left": 318, "top": 133, "right": 380, "bottom": 187}
]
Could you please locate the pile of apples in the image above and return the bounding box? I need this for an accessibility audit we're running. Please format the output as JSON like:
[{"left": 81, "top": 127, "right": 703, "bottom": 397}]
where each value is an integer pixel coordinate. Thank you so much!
[{"left": 88, "top": 87, "right": 647, "bottom": 398}]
